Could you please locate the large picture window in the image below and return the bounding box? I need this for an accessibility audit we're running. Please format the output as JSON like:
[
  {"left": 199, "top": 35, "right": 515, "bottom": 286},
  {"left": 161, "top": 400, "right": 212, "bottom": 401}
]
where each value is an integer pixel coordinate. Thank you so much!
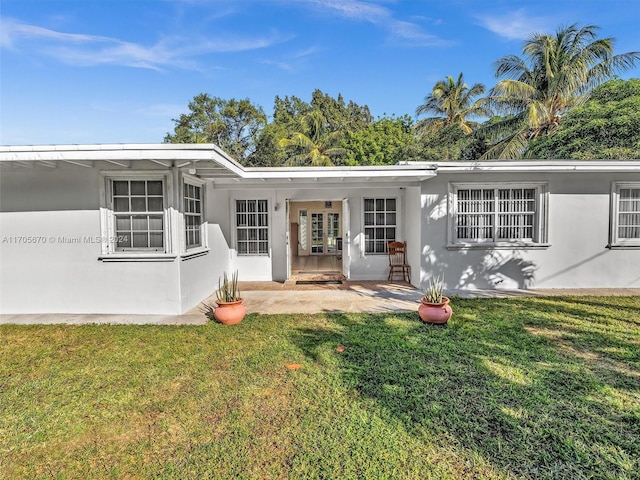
[
  {"left": 236, "top": 199, "right": 269, "bottom": 255},
  {"left": 364, "top": 198, "right": 396, "bottom": 254},
  {"left": 450, "top": 183, "right": 547, "bottom": 246},
  {"left": 184, "top": 182, "right": 203, "bottom": 249},
  {"left": 112, "top": 179, "right": 165, "bottom": 251},
  {"left": 611, "top": 183, "right": 640, "bottom": 246}
]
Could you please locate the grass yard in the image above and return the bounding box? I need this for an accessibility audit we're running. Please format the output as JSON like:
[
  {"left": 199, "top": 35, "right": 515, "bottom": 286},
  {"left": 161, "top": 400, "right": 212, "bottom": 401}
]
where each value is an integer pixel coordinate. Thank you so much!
[{"left": 1, "top": 296, "right": 639, "bottom": 479}]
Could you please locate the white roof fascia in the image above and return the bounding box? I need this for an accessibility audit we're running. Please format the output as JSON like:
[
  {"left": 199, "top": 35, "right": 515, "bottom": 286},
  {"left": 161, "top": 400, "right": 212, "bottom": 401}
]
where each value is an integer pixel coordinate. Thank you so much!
[
  {"left": 0, "top": 143, "right": 246, "bottom": 178},
  {"left": 402, "top": 160, "right": 640, "bottom": 173},
  {"left": 240, "top": 165, "right": 437, "bottom": 181},
  {"left": 0, "top": 144, "right": 438, "bottom": 181}
]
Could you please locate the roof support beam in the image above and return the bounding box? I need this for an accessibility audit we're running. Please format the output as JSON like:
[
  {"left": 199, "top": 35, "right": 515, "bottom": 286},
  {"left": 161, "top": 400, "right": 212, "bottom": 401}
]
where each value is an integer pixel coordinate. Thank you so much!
[
  {"left": 62, "top": 160, "right": 93, "bottom": 168},
  {"left": 104, "top": 159, "right": 130, "bottom": 168},
  {"left": 150, "top": 159, "right": 171, "bottom": 167}
]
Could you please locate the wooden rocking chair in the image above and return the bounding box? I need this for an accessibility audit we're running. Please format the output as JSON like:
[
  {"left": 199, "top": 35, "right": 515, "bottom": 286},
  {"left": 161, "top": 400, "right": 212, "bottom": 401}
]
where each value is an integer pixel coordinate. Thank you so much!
[{"left": 387, "top": 241, "right": 410, "bottom": 282}]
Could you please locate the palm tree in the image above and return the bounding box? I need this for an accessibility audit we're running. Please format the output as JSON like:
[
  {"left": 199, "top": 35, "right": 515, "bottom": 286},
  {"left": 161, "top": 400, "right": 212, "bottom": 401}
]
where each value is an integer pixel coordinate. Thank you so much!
[
  {"left": 415, "top": 73, "right": 488, "bottom": 136},
  {"left": 481, "top": 24, "right": 639, "bottom": 159},
  {"left": 278, "top": 110, "right": 348, "bottom": 166}
]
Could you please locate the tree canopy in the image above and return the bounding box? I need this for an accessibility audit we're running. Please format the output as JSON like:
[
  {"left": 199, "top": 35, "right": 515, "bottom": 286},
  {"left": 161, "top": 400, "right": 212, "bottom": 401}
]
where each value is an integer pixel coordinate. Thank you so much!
[
  {"left": 275, "top": 90, "right": 373, "bottom": 166},
  {"left": 164, "top": 94, "right": 266, "bottom": 164},
  {"left": 415, "top": 73, "right": 487, "bottom": 136},
  {"left": 164, "top": 24, "right": 639, "bottom": 165},
  {"left": 480, "top": 24, "right": 639, "bottom": 159},
  {"left": 278, "top": 110, "right": 348, "bottom": 166},
  {"left": 343, "top": 115, "right": 416, "bottom": 166},
  {"left": 526, "top": 79, "right": 640, "bottom": 159}
]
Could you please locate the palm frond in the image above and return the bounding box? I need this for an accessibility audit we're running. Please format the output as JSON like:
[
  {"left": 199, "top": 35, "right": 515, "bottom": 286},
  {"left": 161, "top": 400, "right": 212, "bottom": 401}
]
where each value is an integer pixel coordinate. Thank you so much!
[
  {"left": 415, "top": 72, "right": 488, "bottom": 136},
  {"left": 414, "top": 118, "right": 447, "bottom": 137},
  {"left": 480, "top": 129, "right": 530, "bottom": 160},
  {"left": 494, "top": 55, "right": 530, "bottom": 79},
  {"left": 487, "top": 22, "right": 638, "bottom": 153}
]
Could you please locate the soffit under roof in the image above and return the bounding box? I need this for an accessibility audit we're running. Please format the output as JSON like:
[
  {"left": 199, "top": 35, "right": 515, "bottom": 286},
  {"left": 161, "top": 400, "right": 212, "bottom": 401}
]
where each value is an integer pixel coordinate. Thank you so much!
[{"left": 0, "top": 144, "right": 437, "bottom": 183}]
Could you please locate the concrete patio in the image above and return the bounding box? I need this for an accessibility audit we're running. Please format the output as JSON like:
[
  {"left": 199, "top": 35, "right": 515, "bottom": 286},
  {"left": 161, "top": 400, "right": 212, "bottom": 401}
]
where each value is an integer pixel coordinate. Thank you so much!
[{"left": 1, "top": 281, "right": 638, "bottom": 324}]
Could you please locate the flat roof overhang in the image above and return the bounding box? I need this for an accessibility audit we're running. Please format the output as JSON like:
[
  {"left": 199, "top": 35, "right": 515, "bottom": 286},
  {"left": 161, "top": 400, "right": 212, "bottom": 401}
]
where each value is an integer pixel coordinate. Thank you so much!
[
  {"left": 3, "top": 145, "right": 639, "bottom": 183},
  {"left": 0, "top": 144, "right": 437, "bottom": 184},
  {"left": 403, "top": 160, "right": 640, "bottom": 173},
  {"left": 0, "top": 144, "right": 245, "bottom": 179},
  {"left": 210, "top": 165, "right": 436, "bottom": 188}
]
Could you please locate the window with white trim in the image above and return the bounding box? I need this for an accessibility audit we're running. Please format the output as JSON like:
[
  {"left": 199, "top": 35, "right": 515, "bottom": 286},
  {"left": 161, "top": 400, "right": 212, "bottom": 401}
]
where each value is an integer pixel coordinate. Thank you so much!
[
  {"left": 450, "top": 184, "right": 547, "bottom": 246},
  {"left": 184, "top": 182, "right": 203, "bottom": 249},
  {"left": 112, "top": 179, "right": 165, "bottom": 251},
  {"left": 611, "top": 183, "right": 640, "bottom": 246},
  {"left": 364, "top": 198, "right": 396, "bottom": 254},
  {"left": 236, "top": 199, "right": 269, "bottom": 255}
]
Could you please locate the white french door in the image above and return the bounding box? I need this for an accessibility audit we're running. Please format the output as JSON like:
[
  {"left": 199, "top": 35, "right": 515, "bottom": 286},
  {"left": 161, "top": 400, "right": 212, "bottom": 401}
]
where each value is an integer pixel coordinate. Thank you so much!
[
  {"left": 342, "top": 198, "right": 350, "bottom": 278},
  {"left": 311, "top": 212, "right": 324, "bottom": 254},
  {"left": 309, "top": 210, "right": 340, "bottom": 255}
]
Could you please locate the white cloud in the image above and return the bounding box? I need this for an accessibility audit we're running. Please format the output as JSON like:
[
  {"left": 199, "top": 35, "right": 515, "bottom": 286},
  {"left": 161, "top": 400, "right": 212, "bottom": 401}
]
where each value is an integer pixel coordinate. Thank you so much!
[
  {"left": 476, "top": 9, "right": 552, "bottom": 40},
  {"left": 388, "top": 20, "right": 445, "bottom": 46},
  {"left": 286, "top": 0, "right": 444, "bottom": 46},
  {"left": 259, "top": 45, "right": 321, "bottom": 72},
  {"left": 0, "top": 16, "right": 288, "bottom": 70},
  {"left": 1, "top": 17, "right": 112, "bottom": 48},
  {"left": 307, "top": 0, "right": 389, "bottom": 23},
  {"left": 259, "top": 58, "right": 295, "bottom": 72}
]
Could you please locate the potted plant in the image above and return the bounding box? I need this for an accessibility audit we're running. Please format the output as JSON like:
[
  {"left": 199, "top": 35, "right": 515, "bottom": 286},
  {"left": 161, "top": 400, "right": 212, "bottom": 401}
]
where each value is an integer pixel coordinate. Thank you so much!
[
  {"left": 418, "top": 274, "right": 452, "bottom": 324},
  {"left": 209, "top": 271, "right": 246, "bottom": 325}
]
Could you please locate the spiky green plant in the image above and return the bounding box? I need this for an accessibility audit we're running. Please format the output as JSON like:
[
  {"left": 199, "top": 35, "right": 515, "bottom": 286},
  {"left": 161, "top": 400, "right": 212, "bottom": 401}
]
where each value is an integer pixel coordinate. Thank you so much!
[
  {"left": 216, "top": 271, "right": 241, "bottom": 303},
  {"left": 422, "top": 274, "right": 445, "bottom": 303}
]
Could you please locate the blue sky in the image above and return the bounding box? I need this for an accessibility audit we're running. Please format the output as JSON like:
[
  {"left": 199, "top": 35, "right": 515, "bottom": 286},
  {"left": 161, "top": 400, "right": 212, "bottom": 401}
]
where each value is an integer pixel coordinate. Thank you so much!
[{"left": 1, "top": 0, "right": 639, "bottom": 145}]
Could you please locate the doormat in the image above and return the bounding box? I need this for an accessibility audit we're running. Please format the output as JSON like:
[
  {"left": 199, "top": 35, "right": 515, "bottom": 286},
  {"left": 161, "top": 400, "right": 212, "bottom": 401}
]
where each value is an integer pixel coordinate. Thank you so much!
[{"left": 296, "top": 280, "right": 343, "bottom": 285}]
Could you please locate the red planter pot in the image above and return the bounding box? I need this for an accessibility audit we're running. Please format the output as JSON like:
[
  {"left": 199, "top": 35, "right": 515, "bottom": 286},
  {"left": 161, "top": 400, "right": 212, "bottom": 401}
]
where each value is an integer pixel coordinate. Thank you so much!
[
  {"left": 213, "top": 299, "right": 246, "bottom": 325},
  {"left": 418, "top": 297, "right": 452, "bottom": 324}
]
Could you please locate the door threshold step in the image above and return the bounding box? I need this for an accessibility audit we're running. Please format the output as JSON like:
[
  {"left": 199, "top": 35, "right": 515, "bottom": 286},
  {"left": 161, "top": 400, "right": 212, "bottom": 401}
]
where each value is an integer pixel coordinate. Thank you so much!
[
  {"left": 288, "top": 273, "right": 346, "bottom": 282},
  {"left": 296, "top": 280, "right": 343, "bottom": 285}
]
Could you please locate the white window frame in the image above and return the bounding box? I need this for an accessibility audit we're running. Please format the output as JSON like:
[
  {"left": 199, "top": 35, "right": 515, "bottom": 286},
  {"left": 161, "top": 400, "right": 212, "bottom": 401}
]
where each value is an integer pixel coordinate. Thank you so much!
[
  {"left": 447, "top": 182, "right": 549, "bottom": 249},
  {"left": 182, "top": 175, "right": 208, "bottom": 253},
  {"left": 99, "top": 171, "right": 176, "bottom": 260},
  {"left": 362, "top": 197, "right": 399, "bottom": 255},
  {"left": 234, "top": 198, "right": 270, "bottom": 256},
  {"left": 610, "top": 182, "right": 640, "bottom": 247}
]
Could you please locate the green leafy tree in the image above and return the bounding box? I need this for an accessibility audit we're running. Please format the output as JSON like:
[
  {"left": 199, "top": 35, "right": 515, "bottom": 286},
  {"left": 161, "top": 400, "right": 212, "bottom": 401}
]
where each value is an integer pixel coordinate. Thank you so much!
[
  {"left": 164, "top": 94, "right": 267, "bottom": 165},
  {"left": 526, "top": 78, "right": 640, "bottom": 159},
  {"left": 249, "top": 123, "right": 290, "bottom": 167},
  {"left": 271, "top": 95, "right": 313, "bottom": 132},
  {"left": 278, "top": 110, "right": 348, "bottom": 166},
  {"left": 482, "top": 24, "right": 639, "bottom": 159},
  {"left": 274, "top": 90, "right": 373, "bottom": 166},
  {"left": 343, "top": 115, "right": 416, "bottom": 166},
  {"left": 270, "top": 89, "right": 372, "bottom": 137},
  {"left": 412, "top": 123, "right": 489, "bottom": 161},
  {"left": 309, "top": 89, "right": 373, "bottom": 133},
  {"left": 415, "top": 72, "right": 488, "bottom": 136}
]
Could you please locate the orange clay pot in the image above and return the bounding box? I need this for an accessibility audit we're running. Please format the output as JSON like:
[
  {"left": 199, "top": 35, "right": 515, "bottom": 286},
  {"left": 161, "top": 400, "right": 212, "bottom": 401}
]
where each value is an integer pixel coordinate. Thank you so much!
[
  {"left": 418, "top": 297, "right": 452, "bottom": 324},
  {"left": 213, "top": 299, "right": 246, "bottom": 325}
]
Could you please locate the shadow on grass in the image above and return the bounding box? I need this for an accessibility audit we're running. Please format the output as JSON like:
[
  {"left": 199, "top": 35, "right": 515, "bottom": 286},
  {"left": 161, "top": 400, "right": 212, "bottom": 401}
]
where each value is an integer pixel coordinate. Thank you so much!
[{"left": 288, "top": 297, "right": 640, "bottom": 479}]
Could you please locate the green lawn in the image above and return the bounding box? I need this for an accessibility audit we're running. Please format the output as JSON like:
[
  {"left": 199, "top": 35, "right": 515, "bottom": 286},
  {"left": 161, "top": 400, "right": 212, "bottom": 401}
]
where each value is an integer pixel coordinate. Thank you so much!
[{"left": 1, "top": 296, "right": 639, "bottom": 479}]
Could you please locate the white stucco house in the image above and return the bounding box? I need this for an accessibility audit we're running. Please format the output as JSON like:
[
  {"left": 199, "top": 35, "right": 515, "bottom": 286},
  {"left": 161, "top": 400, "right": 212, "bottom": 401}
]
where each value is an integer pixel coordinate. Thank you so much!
[{"left": 1, "top": 143, "right": 639, "bottom": 315}]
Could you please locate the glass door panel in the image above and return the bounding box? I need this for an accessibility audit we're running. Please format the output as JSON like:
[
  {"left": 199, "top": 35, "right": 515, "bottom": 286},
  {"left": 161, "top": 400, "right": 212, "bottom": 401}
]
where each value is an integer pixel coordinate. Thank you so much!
[
  {"left": 298, "top": 210, "right": 308, "bottom": 252},
  {"left": 327, "top": 212, "right": 340, "bottom": 253},
  {"left": 311, "top": 212, "right": 324, "bottom": 254}
]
